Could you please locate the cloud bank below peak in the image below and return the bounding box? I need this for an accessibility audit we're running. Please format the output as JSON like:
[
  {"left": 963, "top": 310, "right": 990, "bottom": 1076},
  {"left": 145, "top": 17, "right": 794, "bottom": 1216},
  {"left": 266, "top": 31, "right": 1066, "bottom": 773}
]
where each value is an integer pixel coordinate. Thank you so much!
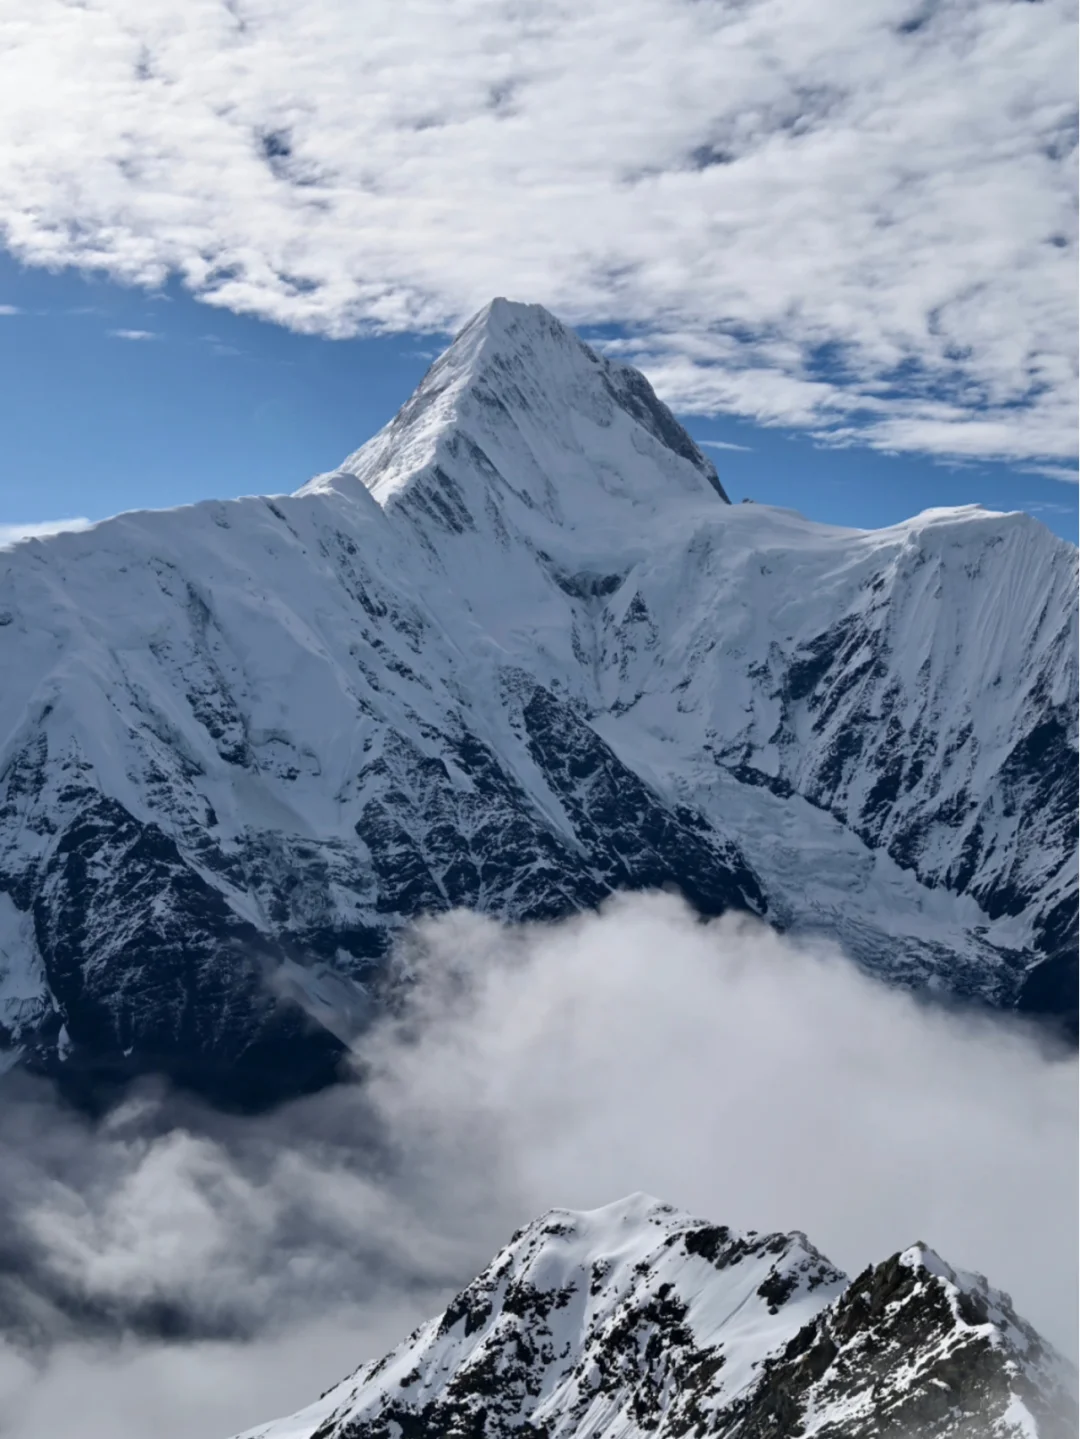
[
  {"left": 0, "top": 0, "right": 1075, "bottom": 466},
  {"left": 0, "top": 895, "right": 1074, "bottom": 1438}
]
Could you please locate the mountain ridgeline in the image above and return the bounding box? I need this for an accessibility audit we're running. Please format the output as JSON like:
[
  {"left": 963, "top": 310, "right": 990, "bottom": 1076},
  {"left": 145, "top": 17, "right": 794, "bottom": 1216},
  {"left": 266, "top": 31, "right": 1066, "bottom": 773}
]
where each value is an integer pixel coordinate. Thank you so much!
[
  {"left": 0, "top": 299, "right": 1076, "bottom": 1106},
  {"left": 232, "top": 1194, "right": 1078, "bottom": 1439}
]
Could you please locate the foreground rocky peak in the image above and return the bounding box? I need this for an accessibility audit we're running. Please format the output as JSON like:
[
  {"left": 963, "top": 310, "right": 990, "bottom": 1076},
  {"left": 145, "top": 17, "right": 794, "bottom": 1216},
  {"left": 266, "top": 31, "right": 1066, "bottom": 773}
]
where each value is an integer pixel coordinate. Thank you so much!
[{"left": 234, "top": 1195, "right": 1077, "bottom": 1439}]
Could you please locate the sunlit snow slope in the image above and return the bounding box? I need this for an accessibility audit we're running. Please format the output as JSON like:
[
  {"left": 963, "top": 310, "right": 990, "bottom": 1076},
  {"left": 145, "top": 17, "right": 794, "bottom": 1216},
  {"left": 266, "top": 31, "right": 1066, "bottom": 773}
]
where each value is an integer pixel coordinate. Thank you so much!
[
  {"left": 0, "top": 300, "right": 1075, "bottom": 1104},
  {"left": 233, "top": 1194, "right": 1078, "bottom": 1439}
]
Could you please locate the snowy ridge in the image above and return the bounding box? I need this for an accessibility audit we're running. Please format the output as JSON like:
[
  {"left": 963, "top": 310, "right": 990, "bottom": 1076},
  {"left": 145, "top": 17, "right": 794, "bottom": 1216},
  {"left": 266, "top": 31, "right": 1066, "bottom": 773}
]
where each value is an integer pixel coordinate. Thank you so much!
[
  {"left": 232, "top": 1195, "right": 1077, "bottom": 1439},
  {"left": 0, "top": 300, "right": 1075, "bottom": 1103},
  {"left": 302, "top": 298, "right": 730, "bottom": 512}
]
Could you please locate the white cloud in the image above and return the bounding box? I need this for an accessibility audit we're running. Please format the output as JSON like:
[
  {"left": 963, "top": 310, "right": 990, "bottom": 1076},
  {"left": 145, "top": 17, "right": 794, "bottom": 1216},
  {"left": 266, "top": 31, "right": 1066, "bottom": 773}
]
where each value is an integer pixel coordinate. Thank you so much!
[
  {"left": 368, "top": 898, "right": 1078, "bottom": 1356},
  {"left": 0, "top": 518, "right": 91, "bottom": 547},
  {"left": 0, "top": 896, "right": 1073, "bottom": 1439},
  {"left": 0, "top": 0, "right": 1073, "bottom": 464},
  {"left": 698, "top": 438, "right": 753, "bottom": 452},
  {"left": 108, "top": 328, "right": 158, "bottom": 340},
  {"left": 1020, "top": 462, "right": 1080, "bottom": 485},
  {"left": 0, "top": 304, "right": 20, "bottom": 315}
]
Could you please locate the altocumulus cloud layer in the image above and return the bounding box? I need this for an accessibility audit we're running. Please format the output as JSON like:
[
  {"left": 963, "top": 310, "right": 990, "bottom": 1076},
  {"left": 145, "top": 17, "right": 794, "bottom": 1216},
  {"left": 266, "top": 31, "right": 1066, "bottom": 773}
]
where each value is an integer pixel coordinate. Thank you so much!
[
  {"left": 0, "top": 0, "right": 1075, "bottom": 465},
  {"left": 0, "top": 895, "right": 1075, "bottom": 1439}
]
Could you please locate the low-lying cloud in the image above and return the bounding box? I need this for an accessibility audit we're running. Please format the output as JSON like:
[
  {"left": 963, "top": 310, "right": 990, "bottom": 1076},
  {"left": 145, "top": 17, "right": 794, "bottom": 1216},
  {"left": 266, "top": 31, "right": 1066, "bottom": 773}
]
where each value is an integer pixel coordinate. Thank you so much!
[{"left": 0, "top": 894, "right": 1075, "bottom": 1437}]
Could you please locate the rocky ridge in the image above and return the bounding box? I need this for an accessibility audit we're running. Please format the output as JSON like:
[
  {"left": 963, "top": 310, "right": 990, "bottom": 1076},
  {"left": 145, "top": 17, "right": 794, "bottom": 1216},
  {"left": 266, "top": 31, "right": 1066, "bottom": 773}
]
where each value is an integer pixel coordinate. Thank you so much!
[
  {"left": 232, "top": 1194, "right": 1078, "bottom": 1439},
  {"left": 0, "top": 300, "right": 1075, "bottom": 1105}
]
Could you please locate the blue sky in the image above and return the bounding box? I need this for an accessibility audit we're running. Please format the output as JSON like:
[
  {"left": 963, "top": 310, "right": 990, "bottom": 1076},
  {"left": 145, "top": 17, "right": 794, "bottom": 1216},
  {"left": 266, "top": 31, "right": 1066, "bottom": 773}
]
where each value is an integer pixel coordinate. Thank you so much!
[
  {"left": 0, "top": 2, "right": 1074, "bottom": 540},
  {"left": 1, "top": 254, "right": 1075, "bottom": 543}
]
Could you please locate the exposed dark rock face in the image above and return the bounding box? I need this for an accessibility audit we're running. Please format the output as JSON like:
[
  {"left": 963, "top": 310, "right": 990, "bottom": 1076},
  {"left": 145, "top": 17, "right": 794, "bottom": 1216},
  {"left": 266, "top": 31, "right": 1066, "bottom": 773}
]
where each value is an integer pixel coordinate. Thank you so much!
[
  {"left": 728, "top": 1248, "right": 1074, "bottom": 1438},
  {"left": 0, "top": 671, "right": 764, "bottom": 1109},
  {"left": 0, "top": 299, "right": 1075, "bottom": 1107},
  {"left": 229, "top": 1195, "right": 1077, "bottom": 1439}
]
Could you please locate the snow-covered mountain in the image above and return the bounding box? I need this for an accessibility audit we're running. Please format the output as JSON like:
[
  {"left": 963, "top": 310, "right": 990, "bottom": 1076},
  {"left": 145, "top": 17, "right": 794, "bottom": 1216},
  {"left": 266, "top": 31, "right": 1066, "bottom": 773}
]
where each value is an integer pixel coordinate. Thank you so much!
[
  {"left": 232, "top": 1193, "right": 1078, "bottom": 1439},
  {"left": 0, "top": 300, "right": 1075, "bottom": 1104}
]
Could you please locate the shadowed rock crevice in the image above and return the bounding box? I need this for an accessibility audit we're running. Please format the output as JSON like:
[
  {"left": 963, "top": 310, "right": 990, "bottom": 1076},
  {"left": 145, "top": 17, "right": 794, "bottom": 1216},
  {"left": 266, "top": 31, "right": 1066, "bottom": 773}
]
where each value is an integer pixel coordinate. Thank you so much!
[{"left": 229, "top": 1196, "right": 1077, "bottom": 1439}]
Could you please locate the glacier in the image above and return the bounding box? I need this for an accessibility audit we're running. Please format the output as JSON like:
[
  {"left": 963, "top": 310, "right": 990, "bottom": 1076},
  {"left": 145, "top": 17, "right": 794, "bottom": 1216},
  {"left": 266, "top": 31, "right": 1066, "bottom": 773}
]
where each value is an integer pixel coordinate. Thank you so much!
[{"left": 0, "top": 298, "right": 1075, "bottom": 1106}]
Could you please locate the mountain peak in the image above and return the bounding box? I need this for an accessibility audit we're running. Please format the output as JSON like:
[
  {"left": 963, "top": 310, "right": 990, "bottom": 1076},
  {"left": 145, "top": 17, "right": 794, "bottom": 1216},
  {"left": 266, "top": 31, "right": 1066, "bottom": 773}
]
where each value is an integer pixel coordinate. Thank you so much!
[
  {"left": 466, "top": 294, "right": 570, "bottom": 344},
  {"left": 233, "top": 1196, "right": 1076, "bottom": 1439},
  {"left": 298, "top": 300, "right": 729, "bottom": 515},
  {"left": 417, "top": 296, "right": 576, "bottom": 384}
]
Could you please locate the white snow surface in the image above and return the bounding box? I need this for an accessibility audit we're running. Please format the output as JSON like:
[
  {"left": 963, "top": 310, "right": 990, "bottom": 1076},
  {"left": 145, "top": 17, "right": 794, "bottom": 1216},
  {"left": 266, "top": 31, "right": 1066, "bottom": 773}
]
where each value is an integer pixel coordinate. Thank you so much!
[
  {"left": 231, "top": 1194, "right": 1076, "bottom": 1439},
  {"left": 233, "top": 1194, "right": 847, "bottom": 1439},
  {"left": 0, "top": 299, "right": 1075, "bottom": 1047}
]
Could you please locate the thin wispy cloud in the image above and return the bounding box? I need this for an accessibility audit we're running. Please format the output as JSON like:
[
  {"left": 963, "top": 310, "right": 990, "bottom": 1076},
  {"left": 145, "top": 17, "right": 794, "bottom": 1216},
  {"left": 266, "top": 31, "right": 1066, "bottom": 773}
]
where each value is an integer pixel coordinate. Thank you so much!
[
  {"left": 202, "top": 334, "right": 242, "bottom": 356},
  {"left": 1020, "top": 463, "right": 1080, "bottom": 485},
  {"left": 698, "top": 438, "right": 753, "bottom": 452},
  {"left": 0, "top": 2, "right": 1073, "bottom": 467},
  {"left": 0, "top": 518, "right": 91, "bottom": 547},
  {"left": 1022, "top": 500, "right": 1077, "bottom": 517},
  {"left": 108, "top": 328, "right": 159, "bottom": 341},
  {"left": 0, "top": 304, "right": 20, "bottom": 316}
]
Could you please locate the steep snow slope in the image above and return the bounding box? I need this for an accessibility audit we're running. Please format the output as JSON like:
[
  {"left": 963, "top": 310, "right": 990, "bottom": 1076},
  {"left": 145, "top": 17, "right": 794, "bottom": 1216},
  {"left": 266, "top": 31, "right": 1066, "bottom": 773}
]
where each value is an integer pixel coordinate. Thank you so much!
[
  {"left": 0, "top": 300, "right": 1075, "bottom": 1103},
  {"left": 232, "top": 1194, "right": 1078, "bottom": 1439}
]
